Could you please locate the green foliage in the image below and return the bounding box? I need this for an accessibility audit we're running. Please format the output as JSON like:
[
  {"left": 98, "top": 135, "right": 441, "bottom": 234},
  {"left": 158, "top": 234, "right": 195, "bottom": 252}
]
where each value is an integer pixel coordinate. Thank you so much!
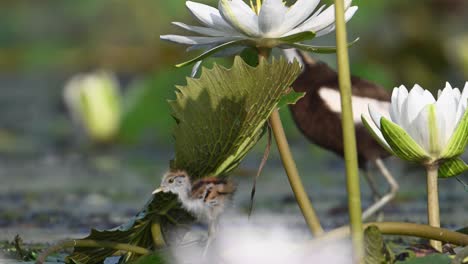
[
  {"left": 395, "top": 254, "right": 451, "bottom": 264},
  {"left": 170, "top": 56, "right": 301, "bottom": 179},
  {"left": 363, "top": 226, "right": 394, "bottom": 264},
  {"left": 277, "top": 90, "right": 306, "bottom": 109},
  {"left": 128, "top": 253, "right": 167, "bottom": 264},
  {"left": 67, "top": 192, "right": 194, "bottom": 264}
]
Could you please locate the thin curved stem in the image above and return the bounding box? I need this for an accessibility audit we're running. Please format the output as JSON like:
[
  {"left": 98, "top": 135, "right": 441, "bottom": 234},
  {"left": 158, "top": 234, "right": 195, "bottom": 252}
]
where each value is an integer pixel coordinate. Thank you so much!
[
  {"left": 335, "top": 0, "right": 363, "bottom": 261},
  {"left": 35, "top": 239, "right": 151, "bottom": 264},
  {"left": 257, "top": 47, "right": 324, "bottom": 236},
  {"left": 269, "top": 110, "right": 324, "bottom": 235},
  {"left": 321, "top": 222, "right": 468, "bottom": 246}
]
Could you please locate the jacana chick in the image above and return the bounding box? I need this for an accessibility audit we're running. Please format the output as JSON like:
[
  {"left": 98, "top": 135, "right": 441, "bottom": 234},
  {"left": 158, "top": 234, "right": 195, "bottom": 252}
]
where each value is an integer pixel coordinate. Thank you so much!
[
  {"left": 153, "top": 170, "right": 236, "bottom": 252},
  {"left": 284, "top": 49, "right": 399, "bottom": 220}
]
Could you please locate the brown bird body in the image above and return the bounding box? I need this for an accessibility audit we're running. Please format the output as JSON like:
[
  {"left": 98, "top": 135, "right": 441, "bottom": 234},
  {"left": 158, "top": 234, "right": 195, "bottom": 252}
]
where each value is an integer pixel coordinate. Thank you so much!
[
  {"left": 284, "top": 50, "right": 399, "bottom": 219},
  {"left": 289, "top": 53, "right": 392, "bottom": 169}
]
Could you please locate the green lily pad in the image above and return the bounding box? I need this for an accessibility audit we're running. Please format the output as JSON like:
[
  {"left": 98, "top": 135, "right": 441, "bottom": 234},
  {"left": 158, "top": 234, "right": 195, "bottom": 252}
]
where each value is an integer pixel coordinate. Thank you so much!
[{"left": 170, "top": 56, "right": 301, "bottom": 179}]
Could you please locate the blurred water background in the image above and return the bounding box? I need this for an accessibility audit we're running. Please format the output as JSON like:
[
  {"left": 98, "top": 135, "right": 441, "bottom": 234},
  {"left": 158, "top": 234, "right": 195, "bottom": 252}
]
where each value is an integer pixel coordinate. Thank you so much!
[{"left": 0, "top": 0, "right": 467, "bottom": 255}]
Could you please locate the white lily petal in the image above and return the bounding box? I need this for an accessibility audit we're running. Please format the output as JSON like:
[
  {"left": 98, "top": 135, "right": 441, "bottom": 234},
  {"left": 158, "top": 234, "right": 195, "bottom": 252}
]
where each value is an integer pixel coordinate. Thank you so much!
[
  {"left": 280, "top": 0, "right": 320, "bottom": 33},
  {"left": 389, "top": 87, "right": 399, "bottom": 123},
  {"left": 453, "top": 88, "right": 461, "bottom": 104},
  {"left": 362, "top": 114, "right": 392, "bottom": 150},
  {"left": 311, "top": 4, "right": 327, "bottom": 19},
  {"left": 172, "top": 22, "right": 232, "bottom": 37},
  {"left": 294, "top": 0, "right": 351, "bottom": 34},
  {"left": 161, "top": 35, "right": 238, "bottom": 45},
  {"left": 219, "top": 0, "right": 260, "bottom": 37},
  {"left": 412, "top": 84, "right": 425, "bottom": 95},
  {"left": 455, "top": 82, "right": 468, "bottom": 124},
  {"left": 394, "top": 85, "right": 409, "bottom": 127},
  {"left": 410, "top": 105, "right": 432, "bottom": 153},
  {"left": 186, "top": 1, "right": 236, "bottom": 32},
  {"left": 314, "top": 6, "right": 358, "bottom": 37},
  {"left": 435, "top": 93, "right": 456, "bottom": 147},
  {"left": 405, "top": 87, "right": 435, "bottom": 127},
  {"left": 258, "top": 0, "right": 288, "bottom": 36},
  {"left": 368, "top": 104, "right": 383, "bottom": 129}
]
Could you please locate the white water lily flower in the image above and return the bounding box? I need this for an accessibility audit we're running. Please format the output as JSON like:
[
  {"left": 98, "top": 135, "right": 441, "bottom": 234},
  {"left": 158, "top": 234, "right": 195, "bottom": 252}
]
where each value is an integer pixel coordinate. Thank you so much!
[
  {"left": 64, "top": 71, "right": 121, "bottom": 143},
  {"left": 362, "top": 83, "right": 468, "bottom": 165},
  {"left": 161, "top": 0, "right": 358, "bottom": 67}
]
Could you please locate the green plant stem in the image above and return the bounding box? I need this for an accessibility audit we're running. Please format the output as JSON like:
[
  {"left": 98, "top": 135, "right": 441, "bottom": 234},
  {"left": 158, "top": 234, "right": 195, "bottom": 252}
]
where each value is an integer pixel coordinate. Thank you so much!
[
  {"left": 257, "top": 48, "right": 323, "bottom": 236},
  {"left": 427, "top": 164, "right": 442, "bottom": 251},
  {"left": 334, "top": 0, "right": 363, "bottom": 261},
  {"left": 270, "top": 110, "right": 324, "bottom": 235},
  {"left": 35, "top": 239, "right": 151, "bottom": 264},
  {"left": 320, "top": 222, "right": 468, "bottom": 246},
  {"left": 151, "top": 221, "right": 167, "bottom": 248}
]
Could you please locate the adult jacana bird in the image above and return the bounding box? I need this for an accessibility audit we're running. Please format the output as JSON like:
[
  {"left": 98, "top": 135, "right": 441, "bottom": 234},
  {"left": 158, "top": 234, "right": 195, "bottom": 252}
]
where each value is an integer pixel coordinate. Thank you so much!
[{"left": 284, "top": 49, "right": 399, "bottom": 220}]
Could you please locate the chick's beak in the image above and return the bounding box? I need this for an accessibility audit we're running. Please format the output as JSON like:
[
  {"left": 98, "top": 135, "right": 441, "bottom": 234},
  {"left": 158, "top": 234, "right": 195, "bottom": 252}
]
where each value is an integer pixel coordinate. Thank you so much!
[{"left": 152, "top": 187, "right": 164, "bottom": 194}]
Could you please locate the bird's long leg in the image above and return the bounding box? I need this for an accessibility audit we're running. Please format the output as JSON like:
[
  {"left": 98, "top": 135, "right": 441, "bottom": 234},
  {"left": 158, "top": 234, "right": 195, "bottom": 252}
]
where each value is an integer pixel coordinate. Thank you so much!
[
  {"left": 202, "top": 216, "right": 218, "bottom": 258},
  {"left": 362, "top": 158, "right": 399, "bottom": 220},
  {"left": 362, "top": 168, "right": 384, "bottom": 221}
]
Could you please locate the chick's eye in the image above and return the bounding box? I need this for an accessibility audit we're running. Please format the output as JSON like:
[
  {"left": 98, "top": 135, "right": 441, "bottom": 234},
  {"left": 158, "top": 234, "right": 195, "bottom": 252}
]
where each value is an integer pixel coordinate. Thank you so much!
[{"left": 168, "top": 178, "right": 174, "bottom": 183}]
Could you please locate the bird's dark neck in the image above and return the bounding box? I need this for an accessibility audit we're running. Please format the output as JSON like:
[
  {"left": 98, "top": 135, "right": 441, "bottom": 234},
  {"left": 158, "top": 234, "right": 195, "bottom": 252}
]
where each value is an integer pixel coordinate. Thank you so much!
[{"left": 292, "top": 52, "right": 337, "bottom": 93}]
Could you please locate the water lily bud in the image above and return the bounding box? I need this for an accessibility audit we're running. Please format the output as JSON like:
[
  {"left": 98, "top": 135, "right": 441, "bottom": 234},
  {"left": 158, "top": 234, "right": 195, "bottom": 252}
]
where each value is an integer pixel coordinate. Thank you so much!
[
  {"left": 64, "top": 71, "right": 121, "bottom": 143},
  {"left": 362, "top": 83, "right": 468, "bottom": 172}
]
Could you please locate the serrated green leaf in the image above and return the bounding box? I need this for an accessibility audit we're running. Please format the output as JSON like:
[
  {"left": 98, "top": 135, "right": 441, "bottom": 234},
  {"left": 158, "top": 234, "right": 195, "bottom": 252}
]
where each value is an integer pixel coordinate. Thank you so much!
[
  {"left": 364, "top": 225, "right": 393, "bottom": 264},
  {"left": 277, "top": 90, "right": 305, "bottom": 109},
  {"left": 361, "top": 115, "right": 395, "bottom": 155},
  {"left": 171, "top": 56, "right": 301, "bottom": 179},
  {"left": 285, "top": 37, "right": 360, "bottom": 54},
  {"left": 278, "top": 31, "right": 316, "bottom": 44},
  {"left": 441, "top": 108, "right": 468, "bottom": 159},
  {"left": 66, "top": 193, "right": 194, "bottom": 264},
  {"left": 394, "top": 253, "right": 451, "bottom": 264},
  {"left": 380, "top": 117, "right": 430, "bottom": 163},
  {"left": 438, "top": 158, "right": 468, "bottom": 178}
]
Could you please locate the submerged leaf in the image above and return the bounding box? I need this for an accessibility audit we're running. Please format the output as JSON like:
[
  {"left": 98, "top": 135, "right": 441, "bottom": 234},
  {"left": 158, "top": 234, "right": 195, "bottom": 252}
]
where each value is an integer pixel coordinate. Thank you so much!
[
  {"left": 66, "top": 193, "right": 194, "bottom": 264},
  {"left": 171, "top": 56, "right": 301, "bottom": 179}
]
